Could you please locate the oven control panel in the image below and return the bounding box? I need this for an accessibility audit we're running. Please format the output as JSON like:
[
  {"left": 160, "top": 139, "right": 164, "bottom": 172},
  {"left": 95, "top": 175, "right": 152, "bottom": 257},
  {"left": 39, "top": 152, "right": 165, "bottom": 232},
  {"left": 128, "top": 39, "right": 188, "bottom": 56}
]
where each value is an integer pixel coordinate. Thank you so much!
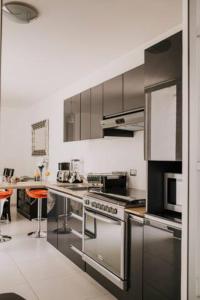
[{"left": 84, "top": 196, "right": 124, "bottom": 220}]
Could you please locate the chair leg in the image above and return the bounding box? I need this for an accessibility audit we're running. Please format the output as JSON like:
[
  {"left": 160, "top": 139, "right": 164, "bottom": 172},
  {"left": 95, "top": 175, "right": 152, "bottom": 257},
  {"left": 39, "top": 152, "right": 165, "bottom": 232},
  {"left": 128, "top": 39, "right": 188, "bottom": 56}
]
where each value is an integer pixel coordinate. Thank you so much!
[
  {"left": 8, "top": 197, "right": 11, "bottom": 222},
  {"left": 28, "top": 198, "right": 46, "bottom": 238},
  {"left": 0, "top": 201, "right": 11, "bottom": 243}
]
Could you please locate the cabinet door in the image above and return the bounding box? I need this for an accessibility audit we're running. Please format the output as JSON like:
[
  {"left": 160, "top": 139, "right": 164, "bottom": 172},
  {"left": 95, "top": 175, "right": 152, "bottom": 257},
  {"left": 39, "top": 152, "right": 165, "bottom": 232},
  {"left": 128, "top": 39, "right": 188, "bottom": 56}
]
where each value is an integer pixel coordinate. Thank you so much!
[
  {"left": 81, "top": 89, "right": 91, "bottom": 140},
  {"left": 145, "top": 31, "right": 182, "bottom": 88},
  {"left": 143, "top": 220, "right": 181, "bottom": 300},
  {"left": 146, "top": 83, "right": 181, "bottom": 161},
  {"left": 91, "top": 84, "right": 103, "bottom": 139},
  {"left": 63, "top": 98, "right": 72, "bottom": 142},
  {"left": 128, "top": 216, "right": 143, "bottom": 300},
  {"left": 71, "top": 94, "right": 81, "bottom": 141},
  {"left": 57, "top": 196, "right": 85, "bottom": 270},
  {"left": 103, "top": 75, "right": 123, "bottom": 116},
  {"left": 124, "top": 65, "right": 145, "bottom": 111}
]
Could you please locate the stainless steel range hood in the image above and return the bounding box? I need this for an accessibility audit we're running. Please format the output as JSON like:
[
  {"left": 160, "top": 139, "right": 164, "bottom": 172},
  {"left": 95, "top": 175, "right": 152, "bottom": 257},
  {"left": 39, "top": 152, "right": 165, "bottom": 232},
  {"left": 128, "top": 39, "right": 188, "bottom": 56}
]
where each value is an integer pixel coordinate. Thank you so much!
[{"left": 101, "top": 108, "right": 144, "bottom": 137}]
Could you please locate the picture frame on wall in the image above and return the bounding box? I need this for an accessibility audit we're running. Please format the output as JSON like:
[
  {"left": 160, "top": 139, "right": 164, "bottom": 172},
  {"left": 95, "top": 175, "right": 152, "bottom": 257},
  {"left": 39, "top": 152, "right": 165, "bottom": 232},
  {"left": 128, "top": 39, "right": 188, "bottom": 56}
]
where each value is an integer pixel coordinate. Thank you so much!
[{"left": 32, "top": 120, "right": 49, "bottom": 156}]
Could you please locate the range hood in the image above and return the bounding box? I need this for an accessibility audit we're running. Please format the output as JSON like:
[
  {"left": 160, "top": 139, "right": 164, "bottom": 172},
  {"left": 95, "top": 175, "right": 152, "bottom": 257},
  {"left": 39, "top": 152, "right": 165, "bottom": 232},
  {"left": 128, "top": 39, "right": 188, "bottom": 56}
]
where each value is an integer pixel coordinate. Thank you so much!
[{"left": 101, "top": 108, "right": 144, "bottom": 138}]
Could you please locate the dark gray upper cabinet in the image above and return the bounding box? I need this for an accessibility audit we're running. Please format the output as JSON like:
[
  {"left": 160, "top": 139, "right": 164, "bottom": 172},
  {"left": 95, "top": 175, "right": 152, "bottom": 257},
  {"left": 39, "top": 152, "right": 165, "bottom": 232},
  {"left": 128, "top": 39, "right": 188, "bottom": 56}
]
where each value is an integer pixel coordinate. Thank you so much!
[
  {"left": 123, "top": 65, "right": 145, "bottom": 111},
  {"left": 64, "top": 98, "right": 72, "bottom": 142},
  {"left": 145, "top": 31, "right": 182, "bottom": 88},
  {"left": 71, "top": 94, "right": 81, "bottom": 141},
  {"left": 103, "top": 75, "right": 123, "bottom": 116},
  {"left": 81, "top": 89, "right": 91, "bottom": 140},
  {"left": 64, "top": 94, "right": 80, "bottom": 142},
  {"left": 91, "top": 84, "right": 103, "bottom": 139}
]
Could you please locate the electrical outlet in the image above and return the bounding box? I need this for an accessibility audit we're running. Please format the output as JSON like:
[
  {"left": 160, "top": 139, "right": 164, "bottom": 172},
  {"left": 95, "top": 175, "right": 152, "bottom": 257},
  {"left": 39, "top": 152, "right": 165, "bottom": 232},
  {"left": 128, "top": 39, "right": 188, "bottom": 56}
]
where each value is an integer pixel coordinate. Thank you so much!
[{"left": 130, "top": 169, "right": 137, "bottom": 176}]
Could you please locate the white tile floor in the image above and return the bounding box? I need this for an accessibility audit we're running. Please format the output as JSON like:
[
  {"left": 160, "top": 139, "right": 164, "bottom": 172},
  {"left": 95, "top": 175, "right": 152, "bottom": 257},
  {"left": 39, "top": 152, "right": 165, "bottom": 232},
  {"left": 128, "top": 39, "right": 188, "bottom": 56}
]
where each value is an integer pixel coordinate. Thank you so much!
[{"left": 0, "top": 207, "right": 116, "bottom": 300}]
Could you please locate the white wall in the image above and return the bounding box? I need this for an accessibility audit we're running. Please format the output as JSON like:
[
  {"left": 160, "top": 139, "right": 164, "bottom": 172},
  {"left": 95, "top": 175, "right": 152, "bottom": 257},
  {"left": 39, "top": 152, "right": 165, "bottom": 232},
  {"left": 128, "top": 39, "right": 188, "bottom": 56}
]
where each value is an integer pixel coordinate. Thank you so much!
[{"left": 0, "top": 106, "right": 31, "bottom": 177}]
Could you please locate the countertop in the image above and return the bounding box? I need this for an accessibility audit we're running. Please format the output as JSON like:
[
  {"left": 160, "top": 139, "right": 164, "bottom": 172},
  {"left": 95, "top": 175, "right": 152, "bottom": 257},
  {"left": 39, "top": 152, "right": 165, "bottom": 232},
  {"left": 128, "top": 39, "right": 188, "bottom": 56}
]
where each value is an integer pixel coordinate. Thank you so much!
[
  {"left": 125, "top": 207, "right": 146, "bottom": 217},
  {"left": 0, "top": 181, "right": 146, "bottom": 208}
]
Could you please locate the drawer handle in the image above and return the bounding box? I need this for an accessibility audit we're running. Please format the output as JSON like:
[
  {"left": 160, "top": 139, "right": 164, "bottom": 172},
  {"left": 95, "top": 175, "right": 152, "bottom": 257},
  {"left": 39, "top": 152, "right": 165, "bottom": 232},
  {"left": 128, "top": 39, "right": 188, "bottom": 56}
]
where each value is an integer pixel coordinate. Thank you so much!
[{"left": 70, "top": 245, "right": 83, "bottom": 257}]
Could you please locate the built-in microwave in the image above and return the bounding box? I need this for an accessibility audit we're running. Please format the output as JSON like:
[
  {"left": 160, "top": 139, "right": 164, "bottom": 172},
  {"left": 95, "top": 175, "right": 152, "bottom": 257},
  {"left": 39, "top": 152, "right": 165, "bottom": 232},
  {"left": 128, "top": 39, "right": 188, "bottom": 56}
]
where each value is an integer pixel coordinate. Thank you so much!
[{"left": 164, "top": 173, "right": 182, "bottom": 213}]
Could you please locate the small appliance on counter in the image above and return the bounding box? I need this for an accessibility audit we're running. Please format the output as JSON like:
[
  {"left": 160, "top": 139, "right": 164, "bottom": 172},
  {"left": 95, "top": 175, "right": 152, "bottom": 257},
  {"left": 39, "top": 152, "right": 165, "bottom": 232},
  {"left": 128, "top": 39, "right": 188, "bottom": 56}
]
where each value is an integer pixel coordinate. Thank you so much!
[
  {"left": 57, "top": 162, "right": 70, "bottom": 183},
  {"left": 87, "top": 172, "right": 127, "bottom": 195},
  {"left": 69, "top": 159, "right": 83, "bottom": 183}
]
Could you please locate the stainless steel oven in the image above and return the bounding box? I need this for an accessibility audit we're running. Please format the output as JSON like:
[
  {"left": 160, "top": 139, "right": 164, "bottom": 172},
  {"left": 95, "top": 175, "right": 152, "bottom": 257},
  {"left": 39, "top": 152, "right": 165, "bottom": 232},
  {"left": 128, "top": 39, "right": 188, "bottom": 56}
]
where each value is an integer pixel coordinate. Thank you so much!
[{"left": 82, "top": 194, "right": 127, "bottom": 290}]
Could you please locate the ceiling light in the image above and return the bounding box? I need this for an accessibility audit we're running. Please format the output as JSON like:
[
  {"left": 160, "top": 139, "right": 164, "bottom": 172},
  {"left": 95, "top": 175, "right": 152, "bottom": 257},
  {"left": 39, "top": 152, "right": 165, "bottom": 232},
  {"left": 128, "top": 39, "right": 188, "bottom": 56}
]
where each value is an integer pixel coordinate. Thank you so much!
[{"left": 3, "top": 1, "right": 39, "bottom": 24}]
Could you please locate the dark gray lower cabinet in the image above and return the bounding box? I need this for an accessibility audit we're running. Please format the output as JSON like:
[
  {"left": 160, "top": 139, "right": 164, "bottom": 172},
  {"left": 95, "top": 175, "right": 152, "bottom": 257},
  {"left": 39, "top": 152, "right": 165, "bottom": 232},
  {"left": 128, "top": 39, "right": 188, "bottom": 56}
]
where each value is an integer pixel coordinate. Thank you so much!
[
  {"left": 47, "top": 189, "right": 85, "bottom": 271},
  {"left": 47, "top": 190, "right": 65, "bottom": 248},
  {"left": 143, "top": 218, "right": 181, "bottom": 300},
  {"left": 129, "top": 215, "right": 143, "bottom": 300}
]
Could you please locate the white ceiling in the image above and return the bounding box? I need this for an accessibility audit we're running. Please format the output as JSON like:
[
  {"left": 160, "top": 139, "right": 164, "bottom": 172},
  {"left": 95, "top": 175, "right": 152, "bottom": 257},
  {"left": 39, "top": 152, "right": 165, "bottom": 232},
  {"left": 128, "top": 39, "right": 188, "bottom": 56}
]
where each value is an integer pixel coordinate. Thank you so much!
[{"left": 1, "top": 0, "right": 182, "bottom": 107}]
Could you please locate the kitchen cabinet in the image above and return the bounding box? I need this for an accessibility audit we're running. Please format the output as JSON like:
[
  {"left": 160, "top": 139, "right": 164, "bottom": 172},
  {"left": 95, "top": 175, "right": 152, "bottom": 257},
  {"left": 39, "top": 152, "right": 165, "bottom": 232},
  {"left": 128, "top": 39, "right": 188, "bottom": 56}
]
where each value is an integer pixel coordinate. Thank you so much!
[
  {"left": 145, "top": 31, "right": 182, "bottom": 88},
  {"left": 64, "top": 94, "right": 80, "bottom": 142},
  {"left": 145, "top": 32, "right": 182, "bottom": 161},
  {"left": 91, "top": 84, "right": 103, "bottom": 139},
  {"left": 145, "top": 82, "right": 182, "bottom": 161},
  {"left": 123, "top": 65, "right": 145, "bottom": 111},
  {"left": 143, "top": 217, "right": 181, "bottom": 300},
  {"left": 17, "top": 189, "right": 47, "bottom": 220},
  {"left": 81, "top": 89, "right": 91, "bottom": 140},
  {"left": 47, "top": 189, "right": 65, "bottom": 248},
  {"left": 103, "top": 75, "right": 123, "bottom": 116},
  {"left": 47, "top": 189, "right": 85, "bottom": 270},
  {"left": 128, "top": 215, "right": 143, "bottom": 300},
  {"left": 57, "top": 194, "right": 85, "bottom": 270}
]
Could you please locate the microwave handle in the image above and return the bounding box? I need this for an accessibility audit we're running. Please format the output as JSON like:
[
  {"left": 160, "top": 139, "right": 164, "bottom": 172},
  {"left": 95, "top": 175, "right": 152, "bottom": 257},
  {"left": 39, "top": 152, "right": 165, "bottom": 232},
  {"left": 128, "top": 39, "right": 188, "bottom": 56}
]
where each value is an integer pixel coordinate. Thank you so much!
[{"left": 85, "top": 210, "right": 121, "bottom": 225}]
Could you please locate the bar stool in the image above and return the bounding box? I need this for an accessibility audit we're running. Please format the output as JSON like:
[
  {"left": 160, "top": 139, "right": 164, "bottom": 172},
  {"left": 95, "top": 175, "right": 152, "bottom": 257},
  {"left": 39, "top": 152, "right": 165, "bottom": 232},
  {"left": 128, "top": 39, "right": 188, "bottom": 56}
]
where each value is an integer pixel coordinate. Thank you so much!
[
  {"left": 0, "top": 189, "right": 13, "bottom": 243},
  {"left": 26, "top": 189, "right": 47, "bottom": 238}
]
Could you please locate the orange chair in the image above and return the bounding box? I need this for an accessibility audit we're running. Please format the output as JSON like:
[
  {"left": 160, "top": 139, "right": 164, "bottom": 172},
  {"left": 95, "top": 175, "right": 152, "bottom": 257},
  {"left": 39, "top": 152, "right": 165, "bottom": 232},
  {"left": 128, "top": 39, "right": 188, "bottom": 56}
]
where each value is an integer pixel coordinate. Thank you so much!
[
  {"left": 0, "top": 189, "right": 13, "bottom": 243},
  {"left": 26, "top": 189, "right": 48, "bottom": 238}
]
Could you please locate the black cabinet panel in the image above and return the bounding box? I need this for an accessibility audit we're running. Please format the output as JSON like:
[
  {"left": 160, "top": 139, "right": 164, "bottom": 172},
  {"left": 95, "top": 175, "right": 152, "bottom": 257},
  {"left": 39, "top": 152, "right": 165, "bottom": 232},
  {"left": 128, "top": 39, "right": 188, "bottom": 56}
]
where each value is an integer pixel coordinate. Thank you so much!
[
  {"left": 124, "top": 65, "right": 145, "bottom": 111},
  {"left": 47, "top": 191, "right": 85, "bottom": 270},
  {"left": 63, "top": 98, "right": 72, "bottom": 142},
  {"left": 103, "top": 75, "right": 123, "bottom": 116},
  {"left": 129, "top": 216, "right": 143, "bottom": 300},
  {"left": 143, "top": 221, "right": 181, "bottom": 300},
  {"left": 91, "top": 84, "right": 103, "bottom": 139},
  {"left": 145, "top": 31, "right": 182, "bottom": 88},
  {"left": 71, "top": 94, "right": 81, "bottom": 141},
  {"left": 64, "top": 95, "right": 80, "bottom": 142},
  {"left": 81, "top": 89, "right": 91, "bottom": 140}
]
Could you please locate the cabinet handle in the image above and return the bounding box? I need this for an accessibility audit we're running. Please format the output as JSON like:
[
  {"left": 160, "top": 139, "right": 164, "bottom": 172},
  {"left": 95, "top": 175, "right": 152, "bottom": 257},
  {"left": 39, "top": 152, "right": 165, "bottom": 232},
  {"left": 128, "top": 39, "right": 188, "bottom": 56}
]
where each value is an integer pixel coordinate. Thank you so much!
[
  {"left": 71, "top": 229, "right": 82, "bottom": 239},
  {"left": 130, "top": 215, "right": 144, "bottom": 224},
  {"left": 70, "top": 245, "right": 83, "bottom": 257}
]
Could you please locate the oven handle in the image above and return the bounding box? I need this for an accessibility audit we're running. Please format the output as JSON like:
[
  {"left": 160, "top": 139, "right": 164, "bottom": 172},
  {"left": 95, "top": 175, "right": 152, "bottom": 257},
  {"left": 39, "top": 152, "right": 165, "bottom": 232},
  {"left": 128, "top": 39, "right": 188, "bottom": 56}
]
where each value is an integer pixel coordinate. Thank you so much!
[{"left": 85, "top": 210, "right": 121, "bottom": 225}]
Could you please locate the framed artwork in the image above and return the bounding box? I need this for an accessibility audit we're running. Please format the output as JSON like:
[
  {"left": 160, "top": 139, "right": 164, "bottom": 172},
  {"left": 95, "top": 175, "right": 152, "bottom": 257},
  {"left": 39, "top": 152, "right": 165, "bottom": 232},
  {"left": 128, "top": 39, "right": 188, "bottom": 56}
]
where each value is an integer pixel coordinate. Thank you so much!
[{"left": 32, "top": 120, "right": 49, "bottom": 156}]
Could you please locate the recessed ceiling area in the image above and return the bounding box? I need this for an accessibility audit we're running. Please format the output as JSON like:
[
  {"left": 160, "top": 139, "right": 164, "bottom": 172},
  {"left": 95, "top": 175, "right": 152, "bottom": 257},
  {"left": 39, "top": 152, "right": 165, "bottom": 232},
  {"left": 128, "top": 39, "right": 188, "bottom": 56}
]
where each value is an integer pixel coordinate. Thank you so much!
[{"left": 1, "top": 0, "right": 182, "bottom": 107}]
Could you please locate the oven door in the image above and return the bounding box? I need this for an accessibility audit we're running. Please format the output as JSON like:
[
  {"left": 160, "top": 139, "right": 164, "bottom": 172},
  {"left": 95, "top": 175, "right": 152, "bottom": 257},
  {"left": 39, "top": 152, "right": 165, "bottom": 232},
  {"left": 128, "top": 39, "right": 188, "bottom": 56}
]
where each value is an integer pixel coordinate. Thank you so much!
[{"left": 83, "top": 208, "right": 126, "bottom": 288}]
